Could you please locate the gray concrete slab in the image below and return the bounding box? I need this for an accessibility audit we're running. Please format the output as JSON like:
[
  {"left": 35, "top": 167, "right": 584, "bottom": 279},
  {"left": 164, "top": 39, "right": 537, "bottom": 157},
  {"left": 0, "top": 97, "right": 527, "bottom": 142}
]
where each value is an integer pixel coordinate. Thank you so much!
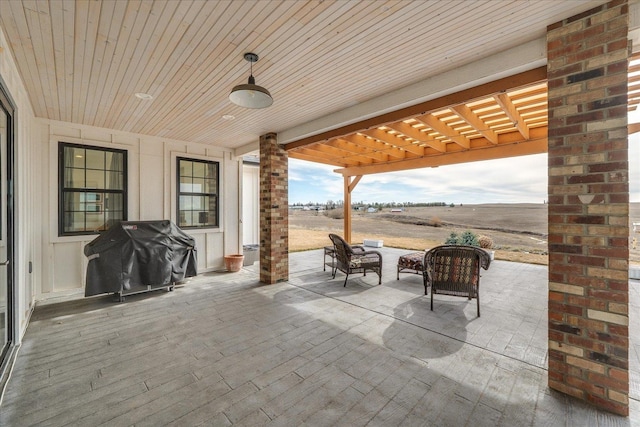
[{"left": 1, "top": 247, "right": 639, "bottom": 426}]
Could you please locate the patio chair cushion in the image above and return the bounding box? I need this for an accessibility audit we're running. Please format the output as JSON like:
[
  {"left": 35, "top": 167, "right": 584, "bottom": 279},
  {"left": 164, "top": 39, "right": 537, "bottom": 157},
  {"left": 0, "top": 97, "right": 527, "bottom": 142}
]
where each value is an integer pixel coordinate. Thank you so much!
[{"left": 398, "top": 252, "right": 425, "bottom": 271}]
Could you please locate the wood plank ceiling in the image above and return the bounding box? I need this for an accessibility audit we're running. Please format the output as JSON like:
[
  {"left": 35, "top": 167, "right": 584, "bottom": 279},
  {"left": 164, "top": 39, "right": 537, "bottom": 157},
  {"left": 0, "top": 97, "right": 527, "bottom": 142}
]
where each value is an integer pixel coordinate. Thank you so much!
[{"left": 0, "top": 0, "right": 608, "bottom": 149}]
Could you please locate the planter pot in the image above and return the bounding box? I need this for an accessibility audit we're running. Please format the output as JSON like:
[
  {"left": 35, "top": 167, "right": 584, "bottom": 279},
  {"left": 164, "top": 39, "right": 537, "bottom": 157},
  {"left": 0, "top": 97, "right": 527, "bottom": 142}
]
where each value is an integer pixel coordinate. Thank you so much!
[{"left": 224, "top": 254, "right": 245, "bottom": 272}]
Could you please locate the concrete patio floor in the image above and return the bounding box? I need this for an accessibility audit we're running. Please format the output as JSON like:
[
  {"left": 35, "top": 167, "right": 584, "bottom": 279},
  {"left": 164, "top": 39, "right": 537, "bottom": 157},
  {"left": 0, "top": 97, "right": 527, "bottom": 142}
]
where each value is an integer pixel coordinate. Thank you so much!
[{"left": 1, "top": 247, "right": 639, "bottom": 426}]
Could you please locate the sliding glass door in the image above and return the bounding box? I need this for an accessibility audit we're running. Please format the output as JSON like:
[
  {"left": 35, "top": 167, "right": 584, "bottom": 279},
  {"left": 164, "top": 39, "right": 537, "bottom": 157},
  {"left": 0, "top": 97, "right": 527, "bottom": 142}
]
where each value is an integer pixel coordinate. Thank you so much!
[{"left": 0, "top": 82, "right": 14, "bottom": 370}]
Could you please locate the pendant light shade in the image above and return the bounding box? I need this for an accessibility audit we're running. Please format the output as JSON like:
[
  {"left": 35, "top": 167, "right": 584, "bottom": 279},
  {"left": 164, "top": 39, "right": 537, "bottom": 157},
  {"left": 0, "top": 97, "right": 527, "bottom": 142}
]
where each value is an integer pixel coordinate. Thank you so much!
[{"left": 229, "top": 53, "right": 273, "bottom": 109}]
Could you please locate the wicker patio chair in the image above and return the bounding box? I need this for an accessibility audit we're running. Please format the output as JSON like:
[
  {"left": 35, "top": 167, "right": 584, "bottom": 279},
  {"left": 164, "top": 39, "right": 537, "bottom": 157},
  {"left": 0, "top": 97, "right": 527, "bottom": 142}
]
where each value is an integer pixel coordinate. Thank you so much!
[
  {"left": 423, "top": 245, "right": 491, "bottom": 317},
  {"left": 328, "top": 233, "right": 383, "bottom": 287}
]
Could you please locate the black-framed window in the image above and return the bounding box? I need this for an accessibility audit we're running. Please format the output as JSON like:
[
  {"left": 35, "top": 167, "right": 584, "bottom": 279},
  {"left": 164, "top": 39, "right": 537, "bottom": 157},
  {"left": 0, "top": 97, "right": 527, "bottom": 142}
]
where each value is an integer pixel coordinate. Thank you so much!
[
  {"left": 177, "top": 157, "right": 219, "bottom": 228},
  {"left": 59, "top": 142, "right": 127, "bottom": 236}
]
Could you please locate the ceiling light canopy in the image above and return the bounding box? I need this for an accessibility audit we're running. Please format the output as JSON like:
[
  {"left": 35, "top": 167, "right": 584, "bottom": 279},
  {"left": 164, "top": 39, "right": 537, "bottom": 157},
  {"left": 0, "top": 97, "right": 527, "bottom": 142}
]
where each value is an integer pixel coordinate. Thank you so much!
[
  {"left": 229, "top": 53, "right": 273, "bottom": 109},
  {"left": 135, "top": 92, "right": 153, "bottom": 100}
]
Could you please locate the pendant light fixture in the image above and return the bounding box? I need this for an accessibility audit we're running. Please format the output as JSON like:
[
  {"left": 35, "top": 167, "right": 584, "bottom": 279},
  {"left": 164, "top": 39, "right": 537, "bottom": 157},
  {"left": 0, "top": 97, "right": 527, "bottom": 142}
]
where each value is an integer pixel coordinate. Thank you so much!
[{"left": 229, "top": 52, "right": 273, "bottom": 109}]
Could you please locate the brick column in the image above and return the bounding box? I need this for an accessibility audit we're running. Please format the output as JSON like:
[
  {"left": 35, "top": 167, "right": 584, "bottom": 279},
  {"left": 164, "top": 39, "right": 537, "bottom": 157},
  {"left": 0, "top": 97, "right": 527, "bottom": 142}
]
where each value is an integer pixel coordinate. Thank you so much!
[
  {"left": 259, "top": 132, "right": 289, "bottom": 284},
  {"left": 547, "top": 1, "right": 630, "bottom": 416}
]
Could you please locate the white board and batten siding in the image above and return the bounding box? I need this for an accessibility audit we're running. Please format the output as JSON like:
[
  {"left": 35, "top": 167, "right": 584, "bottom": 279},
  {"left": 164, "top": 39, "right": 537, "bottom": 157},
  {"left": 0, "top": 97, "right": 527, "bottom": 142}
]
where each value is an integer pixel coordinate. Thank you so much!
[{"left": 41, "top": 119, "right": 242, "bottom": 299}]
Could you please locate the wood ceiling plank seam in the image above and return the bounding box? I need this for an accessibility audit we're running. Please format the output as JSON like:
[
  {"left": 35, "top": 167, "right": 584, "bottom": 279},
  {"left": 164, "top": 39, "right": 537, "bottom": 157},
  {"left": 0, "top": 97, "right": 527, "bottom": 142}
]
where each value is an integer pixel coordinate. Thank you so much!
[
  {"left": 85, "top": 0, "right": 127, "bottom": 127},
  {"left": 415, "top": 114, "right": 470, "bottom": 149},
  {"left": 60, "top": 0, "right": 77, "bottom": 123},
  {"left": 234, "top": 1, "right": 382, "bottom": 107},
  {"left": 20, "top": 0, "right": 53, "bottom": 118},
  {"left": 351, "top": 1, "right": 471, "bottom": 64},
  {"left": 342, "top": 134, "right": 405, "bottom": 160},
  {"left": 82, "top": 0, "right": 120, "bottom": 126},
  {"left": 262, "top": 2, "right": 438, "bottom": 96},
  {"left": 330, "top": 139, "right": 390, "bottom": 163},
  {"left": 130, "top": 0, "right": 226, "bottom": 134},
  {"left": 75, "top": 0, "right": 102, "bottom": 125},
  {"left": 244, "top": 2, "right": 344, "bottom": 82},
  {"left": 46, "top": 0, "right": 67, "bottom": 122},
  {"left": 107, "top": 0, "right": 172, "bottom": 131},
  {"left": 288, "top": 0, "right": 335, "bottom": 26},
  {"left": 91, "top": 0, "right": 144, "bottom": 128},
  {"left": 126, "top": 0, "right": 195, "bottom": 128},
  {"left": 220, "top": 0, "right": 310, "bottom": 84},
  {"left": 383, "top": 121, "right": 444, "bottom": 153},
  {"left": 110, "top": 0, "right": 197, "bottom": 133},
  {"left": 116, "top": 0, "right": 185, "bottom": 131},
  {"left": 494, "top": 92, "right": 530, "bottom": 140},
  {"left": 135, "top": 0, "right": 254, "bottom": 134},
  {"left": 0, "top": 2, "right": 47, "bottom": 117},
  {"left": 160, "top": 0, "right": 272, "bottom": 120},
  {"left": 32, "top": 0, "right": 60, "bottom": 120},
  {"left": 69, "top": 0, "right": 90, "bottom": 123},
  {"left": 101, "top": 0, "right": 154, "bottom": 129}
]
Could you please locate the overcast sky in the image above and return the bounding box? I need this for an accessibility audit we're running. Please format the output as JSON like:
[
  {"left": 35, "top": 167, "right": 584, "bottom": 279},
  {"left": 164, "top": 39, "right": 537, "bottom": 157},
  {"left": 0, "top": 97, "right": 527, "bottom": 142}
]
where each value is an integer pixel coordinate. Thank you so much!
[{"left": 289, "top": 137, "right": 640, "bottom": 206}]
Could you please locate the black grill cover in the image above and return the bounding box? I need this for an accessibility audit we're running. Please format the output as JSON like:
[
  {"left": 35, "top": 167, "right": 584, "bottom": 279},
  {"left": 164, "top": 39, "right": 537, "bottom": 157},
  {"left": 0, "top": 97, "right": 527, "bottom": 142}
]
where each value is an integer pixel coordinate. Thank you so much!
[{"left": 84, "top": 220, "right": 197, "bottom": 297}]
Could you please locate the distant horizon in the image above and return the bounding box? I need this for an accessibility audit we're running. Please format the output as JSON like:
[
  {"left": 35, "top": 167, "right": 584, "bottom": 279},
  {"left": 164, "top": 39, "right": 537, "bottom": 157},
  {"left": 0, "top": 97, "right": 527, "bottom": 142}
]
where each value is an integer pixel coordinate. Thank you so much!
[
  {"left": 288, "top": 201, "right": 551, "bottom": 207},
  {"left": 289, "top": 201, "right": 640, "bottom": 207},
  {"left": 289, "top": 135, "right": 639, "bottom": 205}
]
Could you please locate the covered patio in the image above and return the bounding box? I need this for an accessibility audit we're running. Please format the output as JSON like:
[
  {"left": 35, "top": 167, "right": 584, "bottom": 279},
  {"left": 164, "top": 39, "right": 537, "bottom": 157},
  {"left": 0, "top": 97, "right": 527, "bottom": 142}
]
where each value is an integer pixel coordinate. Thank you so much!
[
  {"left": 0, "top": 0, "right": 636, "bottom": 419},
  {"left": 1, "top": 248, "right": 639, "bottom": 425}
]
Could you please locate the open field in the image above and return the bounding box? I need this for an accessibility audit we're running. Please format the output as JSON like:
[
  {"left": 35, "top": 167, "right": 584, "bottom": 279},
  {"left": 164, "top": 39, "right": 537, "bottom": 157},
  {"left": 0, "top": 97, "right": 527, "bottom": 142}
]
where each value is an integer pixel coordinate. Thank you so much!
[{"left": 289, "top": 203, "right": 640, "bottom": 265}]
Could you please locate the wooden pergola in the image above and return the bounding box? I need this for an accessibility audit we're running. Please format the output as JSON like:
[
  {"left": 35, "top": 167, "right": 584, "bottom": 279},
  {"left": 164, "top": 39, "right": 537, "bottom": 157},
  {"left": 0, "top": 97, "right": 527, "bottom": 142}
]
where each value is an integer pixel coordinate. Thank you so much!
[
  {"left": 285, "top": 57, "right": 640, "bottom": 243},
  {"left": 284, "top": 67, "right": 548, "bottom": 242}
]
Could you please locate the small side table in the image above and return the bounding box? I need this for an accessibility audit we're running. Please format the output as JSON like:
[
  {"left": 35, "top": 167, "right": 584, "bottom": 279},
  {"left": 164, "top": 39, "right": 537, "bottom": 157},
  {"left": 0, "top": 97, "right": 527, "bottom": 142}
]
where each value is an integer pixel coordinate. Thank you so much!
[{"left": 324, "top": 245, "right": 336, "bottom": 274}]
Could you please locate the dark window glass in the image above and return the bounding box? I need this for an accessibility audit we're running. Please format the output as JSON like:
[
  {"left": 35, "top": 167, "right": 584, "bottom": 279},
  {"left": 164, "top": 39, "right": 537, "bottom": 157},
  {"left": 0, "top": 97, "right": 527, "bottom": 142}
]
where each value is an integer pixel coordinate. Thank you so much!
[
  {"left": 59, "top": 143, "right": 127, "bottom": 235},
  {"left": 177, "top": 158, "right": 219, "bottom": 228}
]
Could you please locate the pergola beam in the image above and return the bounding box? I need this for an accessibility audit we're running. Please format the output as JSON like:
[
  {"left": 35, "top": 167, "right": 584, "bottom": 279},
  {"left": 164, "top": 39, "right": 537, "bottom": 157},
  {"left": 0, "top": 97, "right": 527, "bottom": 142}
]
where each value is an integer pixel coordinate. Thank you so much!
[
  {"left": 343, "top": 175, "right": 362, "bottom": 243},
  {"left": 335, "top": 130, "right": 547, "bottom": 176},
  {"left": 494, "top": 92, "right": 530, "bottom": 140}
]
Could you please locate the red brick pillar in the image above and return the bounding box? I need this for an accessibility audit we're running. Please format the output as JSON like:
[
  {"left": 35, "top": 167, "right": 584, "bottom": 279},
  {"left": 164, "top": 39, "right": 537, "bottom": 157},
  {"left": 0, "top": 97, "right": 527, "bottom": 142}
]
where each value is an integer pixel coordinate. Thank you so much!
[
  {"left": 259, "top": 132, "right": 289, "bottom": 284},
  {"left": 547, "top": 1, "right": 630, "bottom": 416}
]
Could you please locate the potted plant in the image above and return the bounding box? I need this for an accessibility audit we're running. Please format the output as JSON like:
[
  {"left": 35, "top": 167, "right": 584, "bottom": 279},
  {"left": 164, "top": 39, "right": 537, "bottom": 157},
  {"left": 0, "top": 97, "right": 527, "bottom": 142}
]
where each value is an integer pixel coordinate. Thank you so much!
[{"left": 224, "top": 254, "right": 245, "bottom": 272}]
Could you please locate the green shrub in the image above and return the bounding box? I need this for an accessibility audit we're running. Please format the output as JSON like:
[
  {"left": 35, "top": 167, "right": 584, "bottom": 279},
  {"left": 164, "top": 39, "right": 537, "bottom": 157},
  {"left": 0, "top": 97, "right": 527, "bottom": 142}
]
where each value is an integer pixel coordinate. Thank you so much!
[
  {"left": 445, "top": 232, "right": 460, "bottom": 245},
  {"left": 460, "top": 230, "right": 479, "bottom": 246},
  {"left": 444, "top": 230, "right": 480, "bottom": 247}
]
